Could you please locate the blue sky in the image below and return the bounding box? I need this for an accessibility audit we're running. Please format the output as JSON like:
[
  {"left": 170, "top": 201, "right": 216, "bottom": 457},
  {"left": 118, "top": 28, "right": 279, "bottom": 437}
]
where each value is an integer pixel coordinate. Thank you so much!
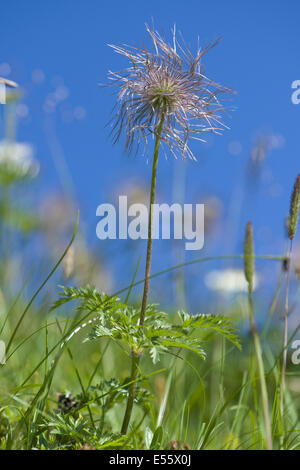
[{"left": 1, "top": 0, "right": 299, "bottom": 309}]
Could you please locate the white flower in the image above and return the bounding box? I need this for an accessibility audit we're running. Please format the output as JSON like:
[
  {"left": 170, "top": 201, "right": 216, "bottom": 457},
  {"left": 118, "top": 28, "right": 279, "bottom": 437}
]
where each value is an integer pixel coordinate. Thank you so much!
[
  {"left": 205, "top": 268, "right": 259, "bottom": 293},
  {"left": 0, "top": 140, "right": 39, "bottom": 178}
]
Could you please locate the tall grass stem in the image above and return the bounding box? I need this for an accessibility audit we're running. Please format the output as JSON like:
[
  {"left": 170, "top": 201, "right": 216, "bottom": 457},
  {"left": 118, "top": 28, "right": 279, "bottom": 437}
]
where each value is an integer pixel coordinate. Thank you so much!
[{"left": 280, "top": 239, "right": 293, "bottom": 424}]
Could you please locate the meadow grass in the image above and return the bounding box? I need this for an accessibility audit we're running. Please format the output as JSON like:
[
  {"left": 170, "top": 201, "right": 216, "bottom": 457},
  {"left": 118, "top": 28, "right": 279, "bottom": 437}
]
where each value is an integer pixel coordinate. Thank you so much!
[
  {"left": 0, "top": 232, "right": 299, "bottom": 450},
  {"left": 1, "top": 26, "right": 300, "bottom": 450}
]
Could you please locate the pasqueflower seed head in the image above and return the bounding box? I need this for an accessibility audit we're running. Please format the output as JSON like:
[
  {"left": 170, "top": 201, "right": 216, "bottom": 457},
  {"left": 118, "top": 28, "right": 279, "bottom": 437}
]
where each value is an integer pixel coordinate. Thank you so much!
[{"left": 106, "top": 24, "right": 233, "bottom": 160}]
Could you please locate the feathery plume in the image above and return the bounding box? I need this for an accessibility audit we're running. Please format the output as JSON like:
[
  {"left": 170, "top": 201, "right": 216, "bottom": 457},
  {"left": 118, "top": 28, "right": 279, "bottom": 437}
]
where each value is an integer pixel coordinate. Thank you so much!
[{"left": 106, "top": 24, "right": 232, "bottom": 160}]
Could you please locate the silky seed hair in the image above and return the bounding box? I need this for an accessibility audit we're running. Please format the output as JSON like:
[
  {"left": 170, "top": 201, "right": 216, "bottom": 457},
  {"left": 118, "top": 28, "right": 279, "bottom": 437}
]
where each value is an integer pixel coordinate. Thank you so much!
[{"left": 106, "top": 24, "right": 233, "bottom": 160}]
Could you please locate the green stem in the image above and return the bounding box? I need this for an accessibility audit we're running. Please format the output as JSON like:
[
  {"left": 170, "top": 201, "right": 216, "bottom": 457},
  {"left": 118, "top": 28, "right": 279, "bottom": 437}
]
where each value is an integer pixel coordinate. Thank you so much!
[
  {"left": 0, "top": 184, "right": 9, "bottom": 284},
  {"left": 248, "top": 285, "right": 273, "bottom": 450},
  {"left": 140, "top": 116, "right": 164, "bottom": 326},
  {"left": 121, "top": 116, "right": 164, "bottom": 435},
  {"left": 120, "top": 352, "right": 140, "bottom": 435},
  {"left": 280, "top": 239, "right": 293, "bottom": 426}
]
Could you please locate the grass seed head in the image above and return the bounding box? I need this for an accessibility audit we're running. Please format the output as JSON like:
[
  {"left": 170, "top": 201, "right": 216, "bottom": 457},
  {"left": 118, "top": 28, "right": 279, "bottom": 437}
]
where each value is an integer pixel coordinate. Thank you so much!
[
  {"left": 288, "top": 174, "right": 300, "bottom": 240},
  {"left": 244, "top": 222, "right": 255, "bottom": 289}
]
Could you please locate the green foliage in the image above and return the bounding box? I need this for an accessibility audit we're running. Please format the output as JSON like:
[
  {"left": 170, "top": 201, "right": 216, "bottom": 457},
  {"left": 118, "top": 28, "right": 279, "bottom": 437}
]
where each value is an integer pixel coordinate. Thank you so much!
[
  {"left": 52, "top": 285, "right": 240, "bottom": 365},
  {"left": 1, "top": 99, "right": 300, "bottom": 450},
  {"left": 0, "top": 204, "right": 40, "bottom": 233}
]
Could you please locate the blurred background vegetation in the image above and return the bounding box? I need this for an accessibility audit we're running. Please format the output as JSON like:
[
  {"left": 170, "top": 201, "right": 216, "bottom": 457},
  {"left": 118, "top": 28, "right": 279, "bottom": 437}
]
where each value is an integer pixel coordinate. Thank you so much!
[
  {"left": 0, "top": 92, "right": 299, "bottom": 450},
  {"left": 1, "top": 0, "right": 300, "bottom": 449}
]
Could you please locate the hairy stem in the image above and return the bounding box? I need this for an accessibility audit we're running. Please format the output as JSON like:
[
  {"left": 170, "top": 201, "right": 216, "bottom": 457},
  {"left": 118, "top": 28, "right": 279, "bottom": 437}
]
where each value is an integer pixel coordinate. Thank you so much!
[
  {"left": 139, "top": 117, "right": 164, "bottom": 326},
  {"left": 248, "top": 286, "right": 273, "bottom": 450},
  {"left": 120, "top": 352, "right": 140, "bottom": 435},
  {"left": 280, "top": 239, "right": 293, "bottom": 425},
  {"left": 121, "top": 116, "right": 164, "bottom": 434}
]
